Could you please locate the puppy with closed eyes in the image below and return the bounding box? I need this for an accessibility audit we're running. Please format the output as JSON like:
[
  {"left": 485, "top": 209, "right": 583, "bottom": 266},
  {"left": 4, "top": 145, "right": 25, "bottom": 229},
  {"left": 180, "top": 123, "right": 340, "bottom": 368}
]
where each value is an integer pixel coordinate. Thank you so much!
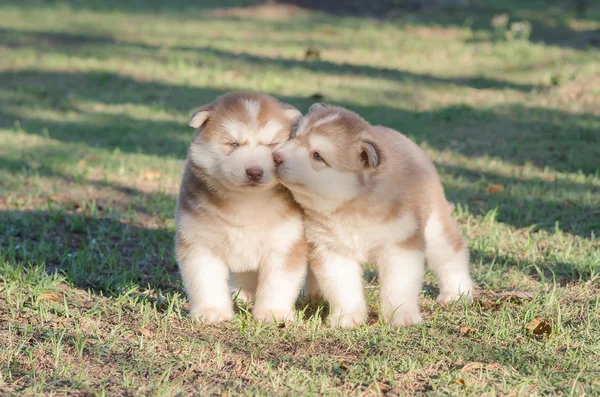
[
  {"left": 175, "top": 92, "right": 307, "bottom": 324},
  {"left": 273, "top": 103, "right": 473, "bottom": 328}
]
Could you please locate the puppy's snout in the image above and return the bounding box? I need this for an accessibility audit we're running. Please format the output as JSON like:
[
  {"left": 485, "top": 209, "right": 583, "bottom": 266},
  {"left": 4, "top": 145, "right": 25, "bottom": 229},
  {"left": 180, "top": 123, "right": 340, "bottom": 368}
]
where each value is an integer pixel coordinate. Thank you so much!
[
  {"left": 246, "top": 167, "right": 264, "bottom": 181},
  {"left": 272, "top": 152, "right": 284, "bottom": 166}
]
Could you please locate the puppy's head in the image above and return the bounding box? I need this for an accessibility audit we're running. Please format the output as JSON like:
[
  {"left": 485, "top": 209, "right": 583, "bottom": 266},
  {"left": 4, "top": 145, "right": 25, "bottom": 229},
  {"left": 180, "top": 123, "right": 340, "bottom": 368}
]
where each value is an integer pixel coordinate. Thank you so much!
[
  {"left": 273, "top": 103, "right": 381, "bottom": 209},
  {"left": 188, "top": 92, "right": 301, "bottom": 192}
]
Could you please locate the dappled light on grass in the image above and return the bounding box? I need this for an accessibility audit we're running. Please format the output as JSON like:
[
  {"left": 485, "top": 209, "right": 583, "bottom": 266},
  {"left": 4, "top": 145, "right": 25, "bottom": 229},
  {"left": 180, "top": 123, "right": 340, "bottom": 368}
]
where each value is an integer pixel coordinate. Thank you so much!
[{"left": 1, "top": 0, "right": 599, "bottom": 394}]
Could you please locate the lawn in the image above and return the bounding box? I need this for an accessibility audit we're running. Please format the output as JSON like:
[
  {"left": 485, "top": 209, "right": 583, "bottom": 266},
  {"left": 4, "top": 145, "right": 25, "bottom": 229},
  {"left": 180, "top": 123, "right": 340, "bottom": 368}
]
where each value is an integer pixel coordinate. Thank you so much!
[{"left": 0, "top": 0, "right": 599, "bottom": 395}]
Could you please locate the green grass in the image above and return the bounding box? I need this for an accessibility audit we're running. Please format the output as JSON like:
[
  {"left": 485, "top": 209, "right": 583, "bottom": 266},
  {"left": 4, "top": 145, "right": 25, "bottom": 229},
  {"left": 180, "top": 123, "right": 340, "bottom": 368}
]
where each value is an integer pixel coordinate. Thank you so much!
[{"left": 1, "top": 0, "right": 599, "bottom": 395}]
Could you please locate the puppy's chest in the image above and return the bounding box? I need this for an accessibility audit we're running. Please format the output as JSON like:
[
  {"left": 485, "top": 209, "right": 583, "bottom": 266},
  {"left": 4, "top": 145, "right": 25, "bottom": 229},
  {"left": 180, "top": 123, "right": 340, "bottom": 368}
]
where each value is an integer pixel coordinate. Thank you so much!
[
  {"left": 221, "top": 214, "right": 302, "bottom": 273},
  {"left": 318, "top": 212, "right": 418, "bottom": 263}
]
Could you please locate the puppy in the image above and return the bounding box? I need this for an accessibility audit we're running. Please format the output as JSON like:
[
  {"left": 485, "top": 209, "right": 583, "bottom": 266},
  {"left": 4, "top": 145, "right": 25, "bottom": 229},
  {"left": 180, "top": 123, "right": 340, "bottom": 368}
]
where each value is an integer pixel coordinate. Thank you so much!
[
  {"left": 175, "top": 92, "right": 307, "bottom": 324},
  {"left": 273, "top": 104, "right": 473, "bottom": 328}
]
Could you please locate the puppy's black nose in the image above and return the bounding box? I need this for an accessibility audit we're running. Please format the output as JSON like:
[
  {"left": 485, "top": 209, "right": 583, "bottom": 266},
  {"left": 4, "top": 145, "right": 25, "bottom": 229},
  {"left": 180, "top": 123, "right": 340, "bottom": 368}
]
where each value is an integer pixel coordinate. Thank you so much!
[
  {"left": 246, "top": 167, "right": 263, "bottom": 181},
  {"left": 272, "top": 152, "right": 284, "bottom": 166}
]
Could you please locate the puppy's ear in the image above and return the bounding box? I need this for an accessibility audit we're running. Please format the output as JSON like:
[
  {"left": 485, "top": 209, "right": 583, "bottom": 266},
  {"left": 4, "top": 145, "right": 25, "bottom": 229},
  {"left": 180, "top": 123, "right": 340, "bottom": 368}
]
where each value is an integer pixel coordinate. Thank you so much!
[
  {"left": 189, "top": 102, "right": 215, "bottom": 129},
  {"left": 360, "top": 141, "right": 380, "bottom": 169},
  {"left": 280, "top": 102, "right": 302, "bottom": 125},
  {"left": 308, "top": 102, "right": 328, "bottom": 113}
]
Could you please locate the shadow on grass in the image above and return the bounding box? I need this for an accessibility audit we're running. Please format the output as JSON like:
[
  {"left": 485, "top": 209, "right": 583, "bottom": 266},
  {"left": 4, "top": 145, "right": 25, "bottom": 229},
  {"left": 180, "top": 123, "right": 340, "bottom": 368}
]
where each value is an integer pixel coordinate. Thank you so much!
[
  {"left": 0, "top": 209, "right": 178, "bottom": 294},
  {"left": 0, "top": 67, "right": 598, "bottom": 236},
  {"left": 0, "top": 0, "right": 257, "bottom": 13},
  {"left": 275, "top": 0, "right": 600, "bottom": 50},
  {"left": 0, "top": 27, "right": 542, "bottom": 93}
]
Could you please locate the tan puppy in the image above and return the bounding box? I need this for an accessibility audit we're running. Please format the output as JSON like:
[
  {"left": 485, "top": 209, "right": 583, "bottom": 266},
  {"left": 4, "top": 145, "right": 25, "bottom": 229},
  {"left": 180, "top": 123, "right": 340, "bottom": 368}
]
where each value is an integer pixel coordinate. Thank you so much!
[
  {"left": 273, "top": 103, "right": 473, "bottom": 328},
  {"left": 175, "top": 92, "right": 307, "bottom": 324}
]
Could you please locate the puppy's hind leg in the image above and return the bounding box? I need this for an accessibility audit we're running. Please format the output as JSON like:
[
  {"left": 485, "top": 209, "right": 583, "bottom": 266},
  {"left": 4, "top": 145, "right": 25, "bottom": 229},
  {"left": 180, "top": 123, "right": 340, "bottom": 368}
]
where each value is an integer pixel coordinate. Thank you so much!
[
  {"left": 378, "top": 241, "right": 425, "bottom": 327},
  {"left": 424, "top": 210, "right": 473, "bottom": 304}
]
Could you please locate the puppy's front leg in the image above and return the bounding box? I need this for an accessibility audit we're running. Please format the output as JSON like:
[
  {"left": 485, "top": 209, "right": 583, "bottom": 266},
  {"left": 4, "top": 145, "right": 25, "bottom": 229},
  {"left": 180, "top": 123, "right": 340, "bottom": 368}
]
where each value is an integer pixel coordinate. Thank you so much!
[
  {"left": 312, "top": 252, "right": 367, "bottom": 328},
  {"left": 378, "top": 245, "right": 425, "bottom": 326},
  {"left": 253, "top": 248, "right": 307, "bottom": 323},
  {"left": 178, "top": 247, "right": 234, "bottom": 324}
]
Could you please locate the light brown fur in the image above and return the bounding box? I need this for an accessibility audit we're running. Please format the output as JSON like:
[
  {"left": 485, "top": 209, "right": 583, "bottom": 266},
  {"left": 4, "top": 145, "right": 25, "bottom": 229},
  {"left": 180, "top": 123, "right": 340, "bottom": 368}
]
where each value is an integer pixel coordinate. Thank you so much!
[
  {"left": 274, "top": 104, "right": 473, "bottom": 328},
  {"left": 176, "top": 92, "right": 307, "bottom": 324}
]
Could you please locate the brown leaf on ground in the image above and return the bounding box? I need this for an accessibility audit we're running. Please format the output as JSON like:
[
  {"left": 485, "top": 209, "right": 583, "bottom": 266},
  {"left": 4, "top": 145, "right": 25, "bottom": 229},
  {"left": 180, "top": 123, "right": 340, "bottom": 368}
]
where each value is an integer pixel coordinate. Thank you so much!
[
  {"left": 485, "top": 184, "right": 504, "bottom": 194},
  {"left": 475, "top": 300, "right": 502, "bottom": 311},
  {"left": 138, "top": 327, "right": 153, "bottom": 338},
  {"left": 143, "top": 170, "right": 162, "bottom": 180},
  {"left": 473, "top": 290, "right": 534, "bottom": 302},
  {"left": 526, "top": 317, "right": 552, "bottom": 336},
  {"left": 39, "top": 293, "right": 59, "bottom": 302},
  {"left": 461, "top": 362, "right": 484, "bottom": 372},
  {"left": 367, "top": 381, "right": 391, "bottom": 393},
  {"left": 459, "top": 326, "right": 475, "bottom": 336},
  {"left": 304, "top": 47, "right": 321, "bottom": 61}
]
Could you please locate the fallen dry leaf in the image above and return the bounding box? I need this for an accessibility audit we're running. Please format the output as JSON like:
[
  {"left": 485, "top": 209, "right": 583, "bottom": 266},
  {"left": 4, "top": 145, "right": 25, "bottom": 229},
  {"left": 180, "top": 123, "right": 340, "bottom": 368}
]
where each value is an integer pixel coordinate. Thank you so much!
[
  {"left": 461, "top": 362, "right": 484, "bottom": 373},
  {"left": 496, "top": 291, "right": 534, "bottom": 300},
  {"left": 526, "top": 317, "right": 552, "bottom": 336},
  {"left": 476, "top": 300, "right": 502, "bottom": 311},
  {"left": 459, "top": 326, "right": 475, "bottom": 336},
  {"left": 304, "top": 47, "right": 321, "bottom": 61},
  {"left": 367, "top": 382, "right": 391, "bottom": 392},
  {"left": 143, "top": 170, "right": 162, "bottom": 180},
  {"left": 485, "top": 184, "right": 504, "bottom": 194},
  {"left": 39, "top": 293, "right": 59, "bottom": 302},
  {"left": 138, "top": 327, "right": 152, "bottom": 338}
]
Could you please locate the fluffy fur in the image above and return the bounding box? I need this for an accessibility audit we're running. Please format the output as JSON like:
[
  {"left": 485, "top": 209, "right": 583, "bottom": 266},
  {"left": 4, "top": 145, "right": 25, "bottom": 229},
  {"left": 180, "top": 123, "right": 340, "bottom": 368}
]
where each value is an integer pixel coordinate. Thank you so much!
[
  {"left": 273, "top": 103, "right": 473, "bottom": 328},
  {"left": 175, "top": 92, "right": 307, "bottom": 324}
]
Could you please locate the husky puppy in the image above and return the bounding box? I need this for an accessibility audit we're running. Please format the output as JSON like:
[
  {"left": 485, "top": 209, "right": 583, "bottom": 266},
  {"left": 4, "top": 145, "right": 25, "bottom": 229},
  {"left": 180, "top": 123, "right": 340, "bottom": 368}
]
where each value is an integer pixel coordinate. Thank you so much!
[
  {"left": 176, "top": 92, "right": 307, "bottom": 324},
  {"left": 273, "top": 104, "right": 473, "bottom": 328}
]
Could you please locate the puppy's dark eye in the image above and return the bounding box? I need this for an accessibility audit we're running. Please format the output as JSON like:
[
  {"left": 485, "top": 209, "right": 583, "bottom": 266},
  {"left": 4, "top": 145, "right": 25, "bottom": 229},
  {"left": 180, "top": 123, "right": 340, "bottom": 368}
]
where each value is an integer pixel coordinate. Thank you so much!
[
  {"left": 229, "top": 142, "right": 240, "bottom": 148},
  {"left": 312, "top": 152, "right": 323, "bottom": 161}
]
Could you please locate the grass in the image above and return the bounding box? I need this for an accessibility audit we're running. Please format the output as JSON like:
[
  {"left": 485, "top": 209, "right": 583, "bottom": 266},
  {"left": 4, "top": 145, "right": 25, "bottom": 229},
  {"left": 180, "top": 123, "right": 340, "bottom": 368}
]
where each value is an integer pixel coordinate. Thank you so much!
[{"left": 1, "top": 0, "right": 599, "bottom": 395}]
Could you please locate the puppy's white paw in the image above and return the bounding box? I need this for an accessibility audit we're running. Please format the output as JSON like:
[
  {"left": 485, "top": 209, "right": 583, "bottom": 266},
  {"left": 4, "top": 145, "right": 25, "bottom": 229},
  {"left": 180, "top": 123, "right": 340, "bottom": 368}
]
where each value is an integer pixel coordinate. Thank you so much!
[
  {"left": 388, "top": 307, "right": 422, "bottom": 327},
  {"left": 253, "top": 308, "right": 295, "bottom": 323},
  {"left": 190, "top": 307, "right": 234, "bottom": 324},
  {"left": 329, "top": 309, "right": 367, "bottom": 329},
  {"left": 436, "top": 290, "right": 473, "bottom": 305}
]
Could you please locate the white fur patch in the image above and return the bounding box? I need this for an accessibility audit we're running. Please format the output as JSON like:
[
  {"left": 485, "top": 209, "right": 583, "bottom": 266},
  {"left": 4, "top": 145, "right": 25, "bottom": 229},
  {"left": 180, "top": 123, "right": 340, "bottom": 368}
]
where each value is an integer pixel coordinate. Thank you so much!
[
  {"left": 220, "top": 118, "right": 247, "bottom": 142},
  {"left": 313, "top": 113, "right": 340, "bottom": 127},
  {"left": 177, "top": 242, "right": 233, "bottom": 322},
  {"left": 243, "top": 99, "right": 261, "bottom": 122},
  {"left": 312, "top": 252, "right": 367, "bottom": 328},
  {"left": 378, "top": 247, "right": 424, "bottom": 326},
  {"left": 309, "top": 135, "right": 337, "bottom": 157},
  {"left": 257, "top": 119, "right": 284, "bottom": 144},
  {"left": 296, "top": 116, "right": 311, "bottom": 136}
]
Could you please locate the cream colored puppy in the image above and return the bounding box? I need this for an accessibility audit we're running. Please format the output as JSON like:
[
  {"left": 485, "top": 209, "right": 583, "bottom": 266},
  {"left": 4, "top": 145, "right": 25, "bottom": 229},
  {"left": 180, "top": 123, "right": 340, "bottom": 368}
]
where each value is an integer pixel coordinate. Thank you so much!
[
  {"left": 175, "top": 92, "right": 307, "bottom": 324},
  {"left": 273, "top": 104, "right": 473, "bottom": 328}
]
